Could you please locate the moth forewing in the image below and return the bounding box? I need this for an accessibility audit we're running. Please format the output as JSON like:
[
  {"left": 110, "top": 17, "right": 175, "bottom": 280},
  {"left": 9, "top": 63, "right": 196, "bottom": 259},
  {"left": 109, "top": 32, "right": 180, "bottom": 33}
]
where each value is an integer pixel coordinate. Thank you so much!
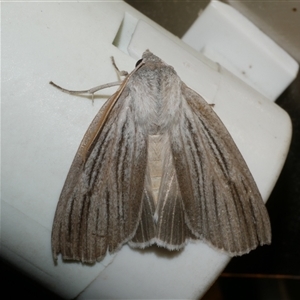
[
  {"left": 52, "top": 67, "right": 145, "bottom": 262},
  {"left": 175, "top": 83, "right": 271, "bottom": 255},
  {"left": 51, "top": 50, "right": 271, "bottom": 263},
  {"left": 51, "top": 89, "right": 123, "bottom": 261}
]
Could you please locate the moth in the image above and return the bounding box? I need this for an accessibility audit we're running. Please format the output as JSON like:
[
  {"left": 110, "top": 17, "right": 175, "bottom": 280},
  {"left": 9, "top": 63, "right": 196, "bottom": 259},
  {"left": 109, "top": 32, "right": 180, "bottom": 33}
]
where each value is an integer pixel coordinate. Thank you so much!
[{"left": 51, "top": 50, "right": 271, "bottom": 263}]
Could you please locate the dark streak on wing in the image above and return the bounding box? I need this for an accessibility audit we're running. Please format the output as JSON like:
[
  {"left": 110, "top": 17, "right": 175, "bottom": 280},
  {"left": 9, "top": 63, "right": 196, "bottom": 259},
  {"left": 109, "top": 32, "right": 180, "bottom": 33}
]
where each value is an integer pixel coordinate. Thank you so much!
[
  {"left": 52, "top": 86, "right": 149, "bottom": 263},
  {"left": 168, "top": 83, "right": 271, "bottom": 256}
]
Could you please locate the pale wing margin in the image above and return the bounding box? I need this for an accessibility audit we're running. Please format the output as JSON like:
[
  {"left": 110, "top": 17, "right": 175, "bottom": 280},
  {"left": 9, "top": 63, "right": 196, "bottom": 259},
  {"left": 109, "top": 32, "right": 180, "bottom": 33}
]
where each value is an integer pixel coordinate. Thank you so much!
[
  {"left": 52, "top": 85, "right": 150, "bottom": 263},
  {"left": 169, "top": 83, "right": 271, "bottom": 256}
]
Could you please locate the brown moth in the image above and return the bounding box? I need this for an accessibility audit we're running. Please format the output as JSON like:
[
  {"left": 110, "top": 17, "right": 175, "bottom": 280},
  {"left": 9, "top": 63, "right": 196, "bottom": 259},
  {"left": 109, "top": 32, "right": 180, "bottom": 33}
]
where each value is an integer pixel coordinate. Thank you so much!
[{"left": 51, "top": 50, "right": 271, "bottom": 263}]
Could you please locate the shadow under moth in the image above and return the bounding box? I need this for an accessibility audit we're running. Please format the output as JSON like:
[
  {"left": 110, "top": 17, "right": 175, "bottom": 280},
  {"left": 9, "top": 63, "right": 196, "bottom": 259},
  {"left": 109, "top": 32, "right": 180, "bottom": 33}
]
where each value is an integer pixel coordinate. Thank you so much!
[{"left": 51, "top": 50, "right": 271, "bottom": 263}]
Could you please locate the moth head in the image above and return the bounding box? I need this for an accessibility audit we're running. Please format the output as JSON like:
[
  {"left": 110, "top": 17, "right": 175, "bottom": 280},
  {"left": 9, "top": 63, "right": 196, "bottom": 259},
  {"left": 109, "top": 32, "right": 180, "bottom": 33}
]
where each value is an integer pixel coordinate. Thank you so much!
[{"left": 141, "top": 50, "right": 163, "bottom": 64}]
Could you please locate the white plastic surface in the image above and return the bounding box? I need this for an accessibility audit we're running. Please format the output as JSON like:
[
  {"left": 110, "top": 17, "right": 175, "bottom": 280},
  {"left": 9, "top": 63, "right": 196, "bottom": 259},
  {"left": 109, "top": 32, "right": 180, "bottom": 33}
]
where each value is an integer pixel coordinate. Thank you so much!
[
  {"left": 2, "top": 1, "right": 291, "bottom": 300},
  {"left": 182, "top": 0, "right": 299, "bottom": 101}
]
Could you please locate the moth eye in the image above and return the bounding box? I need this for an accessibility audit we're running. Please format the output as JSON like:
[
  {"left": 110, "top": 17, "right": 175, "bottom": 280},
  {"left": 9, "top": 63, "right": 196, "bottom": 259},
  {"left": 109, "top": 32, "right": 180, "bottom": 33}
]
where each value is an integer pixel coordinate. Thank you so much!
[{"left": 135, "top": 59, "right": 143, "bottom": 67}]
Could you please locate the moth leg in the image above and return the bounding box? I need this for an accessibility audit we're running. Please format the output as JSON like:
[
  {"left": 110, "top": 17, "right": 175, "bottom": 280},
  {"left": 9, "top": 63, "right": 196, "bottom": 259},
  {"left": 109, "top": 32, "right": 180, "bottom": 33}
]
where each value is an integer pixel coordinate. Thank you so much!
[
  {"left": 110, "top": 56, "right": 128, "bottom": 78},
  {"left": 50, "top": 57, "right": 128, "bottom": 102},
  {"left": 50, "top": 56, "right": 129, "bottom": 102},
  {"left": 50, "top": 80, "right": 124, "bottom": 103},
  {"left": 49, "top": 81, "right": 122, "bottom": 96}
]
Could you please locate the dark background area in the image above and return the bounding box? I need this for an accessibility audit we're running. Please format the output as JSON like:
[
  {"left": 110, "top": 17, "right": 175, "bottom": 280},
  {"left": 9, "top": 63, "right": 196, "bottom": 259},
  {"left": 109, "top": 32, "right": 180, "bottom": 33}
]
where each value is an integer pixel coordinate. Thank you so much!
[{"left": 2, "top": 1, "right": 299, "bottom": 299}]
